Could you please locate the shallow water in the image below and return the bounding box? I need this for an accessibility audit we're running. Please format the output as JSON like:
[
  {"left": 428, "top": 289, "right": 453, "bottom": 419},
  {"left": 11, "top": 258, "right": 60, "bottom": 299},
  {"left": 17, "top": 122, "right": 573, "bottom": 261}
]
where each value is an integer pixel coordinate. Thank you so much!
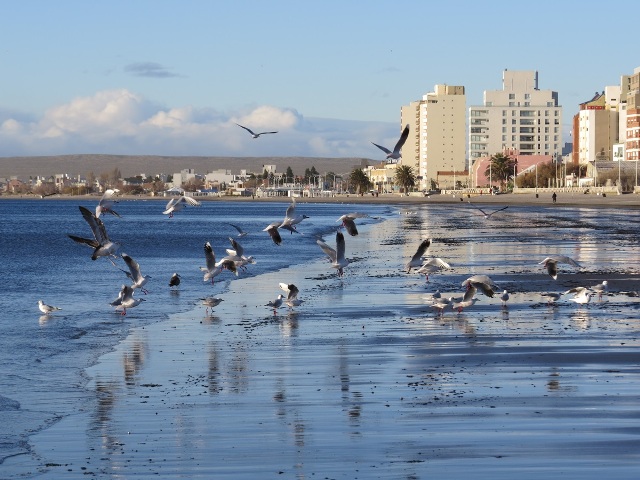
[{"left": 2, "top": 199, "right": 640, "bottom": 478}]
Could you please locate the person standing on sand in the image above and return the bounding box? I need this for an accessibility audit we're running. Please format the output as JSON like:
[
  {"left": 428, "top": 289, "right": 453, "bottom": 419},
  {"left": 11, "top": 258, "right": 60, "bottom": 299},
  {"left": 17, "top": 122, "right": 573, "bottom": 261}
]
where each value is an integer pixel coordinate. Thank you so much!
[{"left": 552, "top": 192, "right": 557, "bottom": 203}]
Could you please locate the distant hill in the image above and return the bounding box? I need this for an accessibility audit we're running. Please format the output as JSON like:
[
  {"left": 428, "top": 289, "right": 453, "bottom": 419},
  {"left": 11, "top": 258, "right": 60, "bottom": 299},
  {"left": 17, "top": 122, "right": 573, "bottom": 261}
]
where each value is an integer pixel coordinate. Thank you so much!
[{"left": 0, "top": 154, "right": 378, "bottom": 179}]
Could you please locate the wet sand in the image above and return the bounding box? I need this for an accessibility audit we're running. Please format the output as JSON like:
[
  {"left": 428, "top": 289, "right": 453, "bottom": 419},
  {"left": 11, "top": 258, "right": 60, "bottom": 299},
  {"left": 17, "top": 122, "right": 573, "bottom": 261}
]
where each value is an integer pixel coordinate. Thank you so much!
[{"left": 6, "top": 201, "right": 640, "bottom": 479}]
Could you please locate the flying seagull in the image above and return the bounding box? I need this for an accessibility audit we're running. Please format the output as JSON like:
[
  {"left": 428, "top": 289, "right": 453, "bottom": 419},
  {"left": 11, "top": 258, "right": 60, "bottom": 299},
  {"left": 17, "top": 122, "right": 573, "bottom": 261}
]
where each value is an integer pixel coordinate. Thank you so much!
[
  {"left": 371, "top": 124, "right": 410, "bottom": 161},
  {"left": 120, "top": 253, "right": 151, "bottom": 294},
  {"left": 263, "top": 221, "right": 283, "bottom": 246},
  {"left": 235, "top": 123, "right": 278, "bottom": 138},
  {"left": 227, "top": 223, "right": 249, "bottom": 237},
  {"left": 114, "top": 284, "right": 146, "bottom": 316},
  {"left": 68, "top": 206, "right": 120, "bottom": 262},
  {"left": 539, "top": 255, "right": 582, "bottom": 280},
  {"left": 461, "top": 274, "right": 499, "bottom": 298},
  {"left": 415, "top": 257, "right": 451, "bottom": 283},
  {"left": 163, "top": 194, "right": 201, "bottom": 217},
  {"left": 469, "top": 203, "right": 509, "bottom": 219},
  {"left": 337, "top": 212, "right": 370, "bottom": 236},
  {"left": 316, "top": 231, "right": 349, "bottom": 276},
  {"left": 405, "top": 239, "right": 431, "bottom": 273},
  {"left": 96, "top": 189, "right": 121, "bottom": 218},
  {"left": 281, "top": 198, "right": 309, "bottom": 232}
]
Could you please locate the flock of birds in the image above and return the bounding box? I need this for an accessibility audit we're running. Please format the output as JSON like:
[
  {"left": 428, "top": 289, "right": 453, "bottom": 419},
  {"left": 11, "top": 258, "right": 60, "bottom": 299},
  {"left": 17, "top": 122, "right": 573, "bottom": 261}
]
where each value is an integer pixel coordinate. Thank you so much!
[{"left": 36, "top": 187, "right": 379, "bottom": 319}]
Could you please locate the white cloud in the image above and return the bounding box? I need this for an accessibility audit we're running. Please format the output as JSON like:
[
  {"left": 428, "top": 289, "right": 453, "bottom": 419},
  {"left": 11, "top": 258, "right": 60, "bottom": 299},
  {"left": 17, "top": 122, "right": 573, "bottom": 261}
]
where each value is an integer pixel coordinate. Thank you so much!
[{"left": 0, "top": 89, "right": 396, "bottom": 158}]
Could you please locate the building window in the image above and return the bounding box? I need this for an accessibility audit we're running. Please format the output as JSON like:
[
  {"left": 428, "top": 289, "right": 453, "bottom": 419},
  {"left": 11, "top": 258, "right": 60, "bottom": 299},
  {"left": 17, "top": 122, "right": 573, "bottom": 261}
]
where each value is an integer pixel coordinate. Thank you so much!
[
  {"left": 509, "top": 94, "right": 515, "bottom": 100},
  {"left": 525, "top": 93, "right": 530, "bottom": 100}
]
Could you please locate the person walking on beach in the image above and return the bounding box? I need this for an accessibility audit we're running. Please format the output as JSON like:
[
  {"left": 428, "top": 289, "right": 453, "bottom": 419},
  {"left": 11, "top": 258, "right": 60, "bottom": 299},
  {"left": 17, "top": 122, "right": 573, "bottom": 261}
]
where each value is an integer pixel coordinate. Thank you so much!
[{"left": 552, "top": 192, "right": 557, "bottom": 204}]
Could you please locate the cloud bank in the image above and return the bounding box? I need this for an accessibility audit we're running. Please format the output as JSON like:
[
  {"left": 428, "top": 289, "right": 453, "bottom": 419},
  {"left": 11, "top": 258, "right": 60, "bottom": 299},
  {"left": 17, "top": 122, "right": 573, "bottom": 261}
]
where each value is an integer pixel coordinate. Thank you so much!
[{"left": 0, "top": 89, "right": 397, "bottom": 159}]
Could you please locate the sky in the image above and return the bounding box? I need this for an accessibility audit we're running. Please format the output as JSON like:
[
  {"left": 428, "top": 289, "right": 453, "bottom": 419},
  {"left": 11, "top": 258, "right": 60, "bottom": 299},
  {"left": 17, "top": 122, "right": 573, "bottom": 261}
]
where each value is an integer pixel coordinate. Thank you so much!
[{"left": 1, "top": 0, "right": 637, "bottom": 159}]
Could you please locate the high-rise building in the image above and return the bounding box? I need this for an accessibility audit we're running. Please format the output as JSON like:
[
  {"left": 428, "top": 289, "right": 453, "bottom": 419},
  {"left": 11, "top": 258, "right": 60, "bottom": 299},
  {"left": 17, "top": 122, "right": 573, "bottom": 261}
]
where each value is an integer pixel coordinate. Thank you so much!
[
  {"left": 572, "top": 89, "right": 619, "bottom": 166},
  {"left": 621, "top": 67, "right": 640, "bottom": 162},
  {"left": 468, "top": 70, "right": 562, "bottom": 162},
  {"left": 400, "top": 84, "right": 466, "bottom": 191}
]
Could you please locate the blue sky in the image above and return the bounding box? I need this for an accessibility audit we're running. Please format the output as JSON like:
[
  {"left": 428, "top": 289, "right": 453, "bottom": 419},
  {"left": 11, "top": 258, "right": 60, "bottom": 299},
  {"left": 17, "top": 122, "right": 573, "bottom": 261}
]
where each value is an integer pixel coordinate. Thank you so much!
[{"left": 1, "top": 0, "right": 636, "bottom": 158}]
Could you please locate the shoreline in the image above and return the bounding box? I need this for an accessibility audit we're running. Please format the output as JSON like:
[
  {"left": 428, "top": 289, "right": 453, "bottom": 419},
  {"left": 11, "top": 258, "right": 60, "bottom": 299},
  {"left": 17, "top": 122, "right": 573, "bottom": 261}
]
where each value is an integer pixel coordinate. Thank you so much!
[{"left": 3, "top": 191, "right": 640, "bottom": 208}]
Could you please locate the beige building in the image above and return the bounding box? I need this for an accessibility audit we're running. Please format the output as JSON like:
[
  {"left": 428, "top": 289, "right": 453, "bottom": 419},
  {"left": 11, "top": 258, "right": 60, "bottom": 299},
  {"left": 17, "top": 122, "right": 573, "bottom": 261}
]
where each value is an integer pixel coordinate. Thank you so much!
[
  {"left": 573, "top": 89, "right": 619, "bottom": 165},
  {"left": 400, "top": 84, "right": 466, "bottom": 191},
  {"left": 469, "top": 70, "right": 562, "bottom": 163}
]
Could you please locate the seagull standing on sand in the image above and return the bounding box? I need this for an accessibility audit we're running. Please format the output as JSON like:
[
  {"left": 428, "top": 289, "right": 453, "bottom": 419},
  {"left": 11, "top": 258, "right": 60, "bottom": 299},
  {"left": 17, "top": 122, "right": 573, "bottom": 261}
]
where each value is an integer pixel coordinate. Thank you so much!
[
  {"left": 500, "top": 290, "right": 510, "bottom": 307},
  {"left": 68, "top": 206, "right": 120, "bottom": 262},
  {"left": 235, "top": 123, "right": 278, "bottom": 138},
  {"left": 316, "top": 231, "right": 349, "bottom": 277},
  {"left": 415, "top": 258, "right": 451, "bottom": 283},
  {"left": 337, "top": 213, "right": 370, "bottom": 236},
  {"left": 539, "top": 255, "right": 582, "bottom": 280},
  {"left": 121, "top": 253, "right": 151, "bottom": 294},
  {"left": 163, "top": 194, "right": 201, "bottom": 218},
  {"left": 405, "top": 239, "right": 431, "bottom": 273},
  {"left": 96, "top": 189, "right": 121, "bottom": 218},
  {"left": 590, "top": 280, "right": 608, "bottom": 301},
  {"left": 38, "top": 300, "right": 62, "bottom": 315},
  {"left": 114, "top": 285, "right": 145, "bottom": 315},
  {"left": 201, "top": 297, "right": 223, "bottom": 314},
  {"left": 169, "top": 273, "right": 181, "bottom": 289},
  {"left": 266, "top": 294, "right": 284, "bottom": 315},
  {"left": 279, "top": 283, "right": 303, "bottom": 308},
  {"left": 540, "top": 291, "right": 562, "bottom": 304},
  {"left": 372, "top": 124, "right": 410, "bottom": 161}
]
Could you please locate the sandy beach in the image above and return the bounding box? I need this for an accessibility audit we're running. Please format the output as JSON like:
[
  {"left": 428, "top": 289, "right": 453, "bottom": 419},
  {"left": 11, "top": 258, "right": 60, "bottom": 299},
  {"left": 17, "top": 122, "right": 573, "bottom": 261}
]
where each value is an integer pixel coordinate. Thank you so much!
[{"left": 3, "top": 196, "right": 640, "bottom": 479}]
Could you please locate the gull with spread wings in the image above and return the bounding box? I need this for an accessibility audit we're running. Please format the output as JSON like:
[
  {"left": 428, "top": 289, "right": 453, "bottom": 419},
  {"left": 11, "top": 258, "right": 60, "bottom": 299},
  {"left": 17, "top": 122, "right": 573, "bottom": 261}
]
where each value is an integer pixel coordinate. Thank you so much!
[
  {"left": 372, "top": 124, "right": 410, "bottom": 161},
  {"left": 235, "top": 123, "right": 278, "bottom": 138}
]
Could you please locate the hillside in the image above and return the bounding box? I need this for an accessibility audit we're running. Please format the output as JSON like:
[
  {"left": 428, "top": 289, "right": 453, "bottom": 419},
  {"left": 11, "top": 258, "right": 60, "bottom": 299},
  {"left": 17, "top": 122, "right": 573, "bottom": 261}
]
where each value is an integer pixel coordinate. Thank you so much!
[{"left": 0, "top": 154, "right": 378, "bottom": 179}]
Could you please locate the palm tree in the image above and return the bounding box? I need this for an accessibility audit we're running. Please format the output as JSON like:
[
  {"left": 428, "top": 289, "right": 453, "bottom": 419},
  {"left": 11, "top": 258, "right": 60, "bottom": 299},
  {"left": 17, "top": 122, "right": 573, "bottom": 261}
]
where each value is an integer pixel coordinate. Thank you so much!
[
  {"left": 395, "top": 165, "right": 416, "bottom": 195},
  {"left": 484, "top": 153, "right": 516, "bottom": 189},
  {"left": 349, "top": 168, "right": 371, "bottom": 194}
]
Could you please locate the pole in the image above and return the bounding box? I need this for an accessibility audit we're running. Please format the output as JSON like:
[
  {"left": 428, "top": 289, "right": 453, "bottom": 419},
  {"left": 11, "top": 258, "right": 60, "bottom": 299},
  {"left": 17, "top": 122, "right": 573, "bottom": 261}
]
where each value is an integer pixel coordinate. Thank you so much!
[{"left": 535, "top": 163, "right": 538, "bottom": 192}]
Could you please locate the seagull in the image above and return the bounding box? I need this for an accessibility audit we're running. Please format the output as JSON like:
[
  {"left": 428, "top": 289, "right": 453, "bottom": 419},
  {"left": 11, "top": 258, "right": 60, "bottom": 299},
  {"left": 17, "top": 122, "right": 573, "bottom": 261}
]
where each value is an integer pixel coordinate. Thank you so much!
[
  {"left": 114, "top": 285, "right": 146, "bottom": 315},
  {"left": 540, "top": 291, "right": 562, "bottom": 304},
  {"left": 235, "top": 123, "right": 278, "bottom": 138},
  {"left": 539, "top": 255, "right": 582, "bottom": 280},
  {"left": 279, "top": 283, "right": 303, "bottom": 308},
  {"left": 415, "top": 258, "right": 451, "bottom": 283},
  {"left": 371, "top": 124, "right": 410, "bottom": 161},
  {"left": 317, "top": 231, "right": 349, "bottom": 277},
  {"left": 500, "top": 290, "right": 510, "bottom": 307},
  {"left": 38, "top": 300, "right": 62, "bottom": 315},
  {"left": 281, "top": 198, "right": 309, "bottom": 232},
  {"left": 200, "top": 242, "right": 235, "bottom": 284},
  {"left": 68, "top": 206, "right": 120, "bottom": 262},
  {"left": 263, "top": 221, "right": 283, "bottom": 246},
  {"left": 96, "top": 189, "right": 121, "bottom": 218},
  {"left": 590, "top": 280, "right": 608, "bottom": 301},
  {"left": 461, "top": 274, "right": 499, "bottom": 298},
  {"left": 469, "top": 203, "right": 509, "bottom": 219},
  {"left": 201, "top": 297, "right": 223, "bottom": 314},
  {"left": 337, "top": 212, "right": 370, "bottom": 236},
  {"left": 266, "top": 294, "right": 284, "bottom": 314},
  {"left": 169, "top": 273, "right": 181, "bottom": 289},
  {"left": 224, "top": 237, "right": 255, "bottom": 271},
  {"left": 452, "top": 286, "right": 479, "bottom": 313},
  {"left": 110, "top": 285, "right": 127, "bottom": 309},
  {"left": 429, "top": 296, "right": 453, "bottom": 315},
  {"left": 121, "top": 253, "right": 151, "bottom": 294},
  {"left": 163, "top": 194, "right": 201, "bottom": 217},
  {"left": 227, "top": 223, "right": 249, "bottom": 237},
  {"left": 565, "top": 287, "right": 593, "bottom": 305},
  {"left": 405, "top": 239, "right": 431, "bottom": 273}
]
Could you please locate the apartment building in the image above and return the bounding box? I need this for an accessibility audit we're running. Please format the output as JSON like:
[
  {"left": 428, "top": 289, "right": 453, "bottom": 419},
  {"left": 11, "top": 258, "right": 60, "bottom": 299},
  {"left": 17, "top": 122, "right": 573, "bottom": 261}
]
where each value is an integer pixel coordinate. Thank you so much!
[
  {"left": 400, "top": 84, "right": 466, "bottom": 191},
  {"left": 468, "top": 70, "right": 562, "bottom": 162},
  {"left": 621, "top": 67, "right": 640, "bottom": 161},
  {"left": 572, "top": 88, "right": 619, "bottom": 165}
]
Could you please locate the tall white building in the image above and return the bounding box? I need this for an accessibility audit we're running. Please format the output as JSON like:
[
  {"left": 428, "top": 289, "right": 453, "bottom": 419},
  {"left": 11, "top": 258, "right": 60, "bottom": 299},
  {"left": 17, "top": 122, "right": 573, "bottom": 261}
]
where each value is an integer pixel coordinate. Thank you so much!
[
  {"left": 400, "top": 84, "right": 466, "bottom": 191},
  {"left": 469, "top": 70, "right": 562, "bottom": 162}
]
